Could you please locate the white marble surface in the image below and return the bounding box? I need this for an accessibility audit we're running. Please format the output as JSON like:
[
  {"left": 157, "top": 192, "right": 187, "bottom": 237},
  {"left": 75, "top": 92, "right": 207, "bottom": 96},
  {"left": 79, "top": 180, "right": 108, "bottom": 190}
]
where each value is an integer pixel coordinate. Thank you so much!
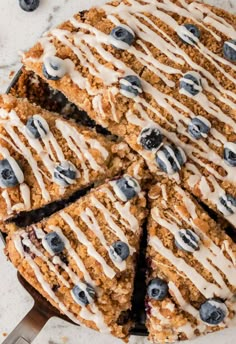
[{"left": 0, "top": 0, "right": 236, "bottom": 343}]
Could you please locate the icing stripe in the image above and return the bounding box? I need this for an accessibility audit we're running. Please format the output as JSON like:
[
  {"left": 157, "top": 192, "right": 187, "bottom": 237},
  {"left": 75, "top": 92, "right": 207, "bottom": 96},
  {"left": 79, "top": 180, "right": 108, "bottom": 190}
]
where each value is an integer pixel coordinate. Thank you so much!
[
  {"left": 149, "top": 235, "right": 227, "bottom": 298},
  {"left": 60, "top": 211, "right": 117, "bottom": 279}
]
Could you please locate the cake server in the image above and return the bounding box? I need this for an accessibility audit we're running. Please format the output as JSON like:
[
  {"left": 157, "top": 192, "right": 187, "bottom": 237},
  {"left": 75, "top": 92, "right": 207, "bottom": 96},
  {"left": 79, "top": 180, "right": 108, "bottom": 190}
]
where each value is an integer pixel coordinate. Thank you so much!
[{"left": 0, "top": 231, "right": 72, "bottom": 344}]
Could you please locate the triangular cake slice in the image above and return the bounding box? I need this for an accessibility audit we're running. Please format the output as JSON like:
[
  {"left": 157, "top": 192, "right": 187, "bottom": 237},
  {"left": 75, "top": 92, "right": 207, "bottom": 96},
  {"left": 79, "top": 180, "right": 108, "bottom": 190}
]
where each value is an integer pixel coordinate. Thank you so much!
[
  {"left": 146, "top": 180, "right": 236, "bottom": 343},
  {"left": 6, "top": 175, "right": 147, "bottom": 341},
  {"left": 0, "top": 95, "right": 134, "bottom": 223},
  {"left": 22, "top": 0, "right": 236, "bottom": 227}
]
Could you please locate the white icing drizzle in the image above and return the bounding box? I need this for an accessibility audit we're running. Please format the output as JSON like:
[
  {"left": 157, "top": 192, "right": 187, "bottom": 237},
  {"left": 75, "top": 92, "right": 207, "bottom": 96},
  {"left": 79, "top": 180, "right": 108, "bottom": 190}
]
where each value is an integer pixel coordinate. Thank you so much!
[
  {"left": 80, "top": 207, "right": 126, "bottom": 271},
  {"left": 150, "top": 235, "right": 225, "bottom": 298},
  {"left": 48, "top": 225, "right": 94, "bottom": 286},
  {"left": 150, "top": 301, "right": 197, "bottom": 339},
  {"left": 222, "top": 241, "right": 236, "bottom": 266},
  {"left": 18, "top": 226, "right": 110, "bottom": 333},
  {"left": 56, "top": 119, "right": 108, "bottom": 181},
  {"left": 152, "top": 208, "right": 235, "bottom": 294},
  {"left": 0, "top": 112, "right": 51, "bottom": 201},
  {"left": 168, "top": 281, "right": 206, "bottom": 332},
  {"left": 60, "top": 211, "right": 116, "bottom": 279},
  {"left": 21, "top": 233, "right": 71, "bottom": 288},
  {"left": 174, "top": 185, "right": 197, "bottom": 219},
  {"left": 90, "top": 195, "right": 135, "bottom": 254},
  {"left": 132, "top": 161, "right": 142, "bottom": 180},
  {"left": 2, "top": 190, "right": 12, "bottom": 215},
  {"left": 19, "top": 183, "right": 31, "bottom": 210},
  {"left": 100, "top": 185, "right": 140, "bottom": 231},
  {"left": 22, "top": 0, "right": 236, "bottom": 222},
  {"left": 0, "top": 108, "right": 110, "bottom": 214},
  {"left": 48, "top": 226, "right": 110, "bottom": 333},
  {"left": 26, "top": 257, "right": 82, "bottom": 325}
]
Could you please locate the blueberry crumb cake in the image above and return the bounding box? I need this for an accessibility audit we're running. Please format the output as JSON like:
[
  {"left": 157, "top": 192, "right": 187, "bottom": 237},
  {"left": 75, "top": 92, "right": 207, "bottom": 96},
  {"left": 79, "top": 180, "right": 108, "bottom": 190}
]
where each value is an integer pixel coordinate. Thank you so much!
[
  {"left": 146, "top": 180, "right": 236, "bottom": 343},
  {"left": 1, "top": 0, "right": 236, "bottom": 342},
  {"left": 6, "top": 175, "right": 147, "bottom": 341},
  {"left": 0, "top": 94, "right": 134, "bottom": 224},
  {"left": 22, "top": 0, "right": 236, "bottom": 226}
]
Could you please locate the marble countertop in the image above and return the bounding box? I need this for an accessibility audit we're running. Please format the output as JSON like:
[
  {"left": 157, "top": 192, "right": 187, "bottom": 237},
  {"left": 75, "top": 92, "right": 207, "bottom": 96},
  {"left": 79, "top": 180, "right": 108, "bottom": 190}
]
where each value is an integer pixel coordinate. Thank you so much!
[{"left": 0, "top": 1, "right": 236, "bottom": 343}]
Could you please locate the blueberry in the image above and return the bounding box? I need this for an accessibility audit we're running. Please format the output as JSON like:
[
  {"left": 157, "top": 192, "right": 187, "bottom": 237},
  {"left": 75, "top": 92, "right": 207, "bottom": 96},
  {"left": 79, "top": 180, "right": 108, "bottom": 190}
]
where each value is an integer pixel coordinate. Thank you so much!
[
  {"left": 19, "top": 0, "right": 40, "bottom": 12},
  {"left": 109, "top": 25, "right": 135, "bottom": 50},
  {"left": 224, "top": 142, "right": 236, "bottom": 167},
  {"left": 43, "top": 232, "right": 65, "bottom": 254},
  {"left": 180, "top": 72, "right": 202, "bottom": 96},
  {"left": 71, "top": 284, "right": 95, "bottom": 307},
  {"left": 26, "top": 115, "right": 49, "bottom": 139},
  {"left": 218, "top": 193, "right": 236, "bottom": 217},
  {"left": 109, "top": 241, "right": 130, "bottom": 263},
  {"left": 112, "top": 176, "right": 141, "bottom": 201},
  {"left": 0, "top": 158, "right": 24, "bottom": 188},
  {"left": 43, "top": 56, "right": 67, "bottom": 81},
  {"left": 223, "top": 40, "right": 236, "bottom": 62},
  {"left": 147, "top": 278, "right": 168, "bottom": 301},
  {"left": 156, "top": 144, "right": 186, "bottom": 175},
  {"left": 139, "top": 127, "right": 163, "bottom": 151},
  {"left": 54, "top": 161, "right": 77, "bottom": 187},
  {"left": 177, "top": 24, "right": 201, "bottom": 45},
  {"left": 175, "top": 229, "right": 200, "bottom": 253},
  {"left": 188, "top": 116, "right": 211, "bottom": 140},
  {"left": 120, "top": 75, "right": 142, "bottom": 98},
  {"left": 199, "top": 299, "right": 228, "bottom": 325}
]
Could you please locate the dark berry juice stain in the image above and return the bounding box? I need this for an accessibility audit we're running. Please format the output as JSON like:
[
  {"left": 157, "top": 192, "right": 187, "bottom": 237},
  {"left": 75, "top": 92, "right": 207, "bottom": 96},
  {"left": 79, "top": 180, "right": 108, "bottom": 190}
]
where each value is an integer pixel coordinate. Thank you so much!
[{"left": 8, "top": 185, "right": 92, "bottom": 228}]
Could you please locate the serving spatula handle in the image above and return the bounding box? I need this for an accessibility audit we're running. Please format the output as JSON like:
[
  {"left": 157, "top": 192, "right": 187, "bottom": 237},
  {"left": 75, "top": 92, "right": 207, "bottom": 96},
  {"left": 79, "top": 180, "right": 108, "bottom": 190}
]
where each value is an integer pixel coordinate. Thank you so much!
[{"left": 2, "top": 304, "right": 49, "bottom": 344}]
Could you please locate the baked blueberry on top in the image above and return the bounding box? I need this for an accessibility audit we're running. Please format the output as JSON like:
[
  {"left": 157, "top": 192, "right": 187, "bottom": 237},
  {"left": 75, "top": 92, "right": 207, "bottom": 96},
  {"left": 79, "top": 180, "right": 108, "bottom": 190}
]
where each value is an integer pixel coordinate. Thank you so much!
[
  {"left": 224, "top": 142, "right": 236, "bottom": 167},
  {"left": 109, "top": 241, "right": 130, "bottom": 263},
  {"left": 155, "top": 144, "right": 186, "bottom": 175},
  {"left": 26, "top": 115, "right": 49, "bottom": 139},
  {"left": 147, "top": 278, "right": 168, "bottom": 301},
  {"left": 0, "top": 158, "right": 24, "bottom": 188},
  {"left": 71, "top": 284, "right": 96, "bottom": 307},
  {"left": 223, "top": 40, "right": 236, "bottom": 62},
  {"left": 139, "top": 127, "right": 163, "bottom": 151},
  {"left": 188, "top": 116, "right": 211, "bottom": 140},
  {"left": 180, "top": 72, "right": 202, "bottom": 96},
  {"left": 175, "top": 229, "right": 200, "bottom": 253},
  {"left": 120, "top": 75, "right": 142, "bottom": 98},
  {"left": 177, "top": 24, "right": 201, "bottom": 45},
  {"left": 43, "top": 232, "right": 65, "bottom": 255},
  {"left": 199, "top": 299, "right": 228, "bottom": 325},
  {"left": 218, "top": 193, "right": 236, "bottom": 216},
  {"left": 43, "top": 56, "right": 67, "bottom": 81},
  {"left": 112, "top": 176, "right": 141, "bottom": 201},
  {"left": 54, "top": 161, "right": 77, "bottom": 187},
  {"left": 109, "top": 25, "right": 135, "bottom": 50}
]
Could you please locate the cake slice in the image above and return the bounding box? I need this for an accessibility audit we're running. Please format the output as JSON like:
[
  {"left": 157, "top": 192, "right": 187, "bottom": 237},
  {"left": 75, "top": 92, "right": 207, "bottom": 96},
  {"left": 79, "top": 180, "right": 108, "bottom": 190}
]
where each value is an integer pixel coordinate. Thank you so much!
[
  {"left": 6, "top": 175, "right": 147, "bottom": 341},
  {"left": 0, "top": 95, "right": 134, "bottom": 222},
  {"left": 22, "top": 0, "right": 236, "bottom": 226},
  {"left": 146, "top": 180, "right": 236, "bottom": 343}
]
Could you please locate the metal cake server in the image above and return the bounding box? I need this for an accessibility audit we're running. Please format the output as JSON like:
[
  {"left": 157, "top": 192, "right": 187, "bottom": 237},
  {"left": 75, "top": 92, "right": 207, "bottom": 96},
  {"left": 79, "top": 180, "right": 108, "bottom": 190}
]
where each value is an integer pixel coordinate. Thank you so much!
[{"left": 0, "top": 231, "right": 73, "bottom": 344}]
